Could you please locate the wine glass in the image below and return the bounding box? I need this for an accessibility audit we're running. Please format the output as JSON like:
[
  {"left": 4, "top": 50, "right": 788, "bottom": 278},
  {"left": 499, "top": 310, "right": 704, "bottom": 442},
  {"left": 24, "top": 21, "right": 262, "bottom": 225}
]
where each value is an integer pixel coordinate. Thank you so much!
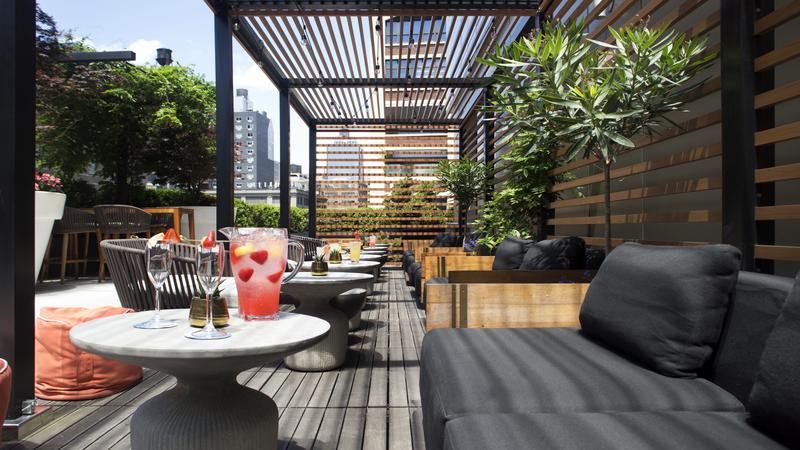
[
  {"left": 134, "top": 241, "right": 178, "bottom": 329},
  {"left": 188, "top": 241, "right": 230, "bottom": 340}
]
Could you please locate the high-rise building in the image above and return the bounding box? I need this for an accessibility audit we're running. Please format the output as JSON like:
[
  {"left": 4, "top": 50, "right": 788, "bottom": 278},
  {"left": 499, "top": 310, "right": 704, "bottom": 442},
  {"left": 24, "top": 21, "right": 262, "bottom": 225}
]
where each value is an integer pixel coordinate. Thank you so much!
[{"left": 233, "top": 89, "right": 276, "bottom": 190}]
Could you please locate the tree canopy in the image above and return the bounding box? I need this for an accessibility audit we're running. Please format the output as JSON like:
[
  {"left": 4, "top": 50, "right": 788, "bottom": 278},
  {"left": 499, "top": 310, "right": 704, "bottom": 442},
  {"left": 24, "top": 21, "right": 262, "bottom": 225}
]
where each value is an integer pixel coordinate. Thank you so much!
[{"left": 35, "top": 7, "right": 216, "bottom": 204}]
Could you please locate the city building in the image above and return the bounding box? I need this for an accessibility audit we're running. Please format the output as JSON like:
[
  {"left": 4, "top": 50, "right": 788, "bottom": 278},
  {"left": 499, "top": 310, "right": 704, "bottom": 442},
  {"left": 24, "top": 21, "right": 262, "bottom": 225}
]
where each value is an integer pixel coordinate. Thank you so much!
[{"left": 233, "top": 89, "right": 276, "bottom": 190}]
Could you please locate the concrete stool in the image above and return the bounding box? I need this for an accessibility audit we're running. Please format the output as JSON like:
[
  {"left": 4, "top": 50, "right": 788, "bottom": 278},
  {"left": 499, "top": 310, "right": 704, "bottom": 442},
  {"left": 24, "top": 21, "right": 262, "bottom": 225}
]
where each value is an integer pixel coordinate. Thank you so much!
[{"left": 331, "top": 288, "right": 368, "bottom": 331}]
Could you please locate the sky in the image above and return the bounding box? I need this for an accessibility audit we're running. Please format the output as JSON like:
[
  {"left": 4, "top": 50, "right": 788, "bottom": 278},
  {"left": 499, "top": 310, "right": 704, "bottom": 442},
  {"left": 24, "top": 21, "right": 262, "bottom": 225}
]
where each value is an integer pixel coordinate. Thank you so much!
[{"left": 38, "top": 0, "right": 311, "bottom": 171}]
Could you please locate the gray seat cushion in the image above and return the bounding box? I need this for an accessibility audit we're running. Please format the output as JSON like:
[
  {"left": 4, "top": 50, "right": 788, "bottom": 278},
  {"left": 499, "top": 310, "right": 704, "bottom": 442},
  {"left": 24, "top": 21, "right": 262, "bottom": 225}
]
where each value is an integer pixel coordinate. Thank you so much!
[
  {"left": 491, "top": 236, "right": 533, "bottom": 270},
  {"left": 421, "top": 328, "right": 744, "bottom": 450},
  {"left": 443, "top": 412, "right": 788, "bottom": 450},
  {"left": 519, "top": 236, "right": 586, "bottom": 270},
  {"left": 579, "top": 243, "right": 741, "bottom": 378}
]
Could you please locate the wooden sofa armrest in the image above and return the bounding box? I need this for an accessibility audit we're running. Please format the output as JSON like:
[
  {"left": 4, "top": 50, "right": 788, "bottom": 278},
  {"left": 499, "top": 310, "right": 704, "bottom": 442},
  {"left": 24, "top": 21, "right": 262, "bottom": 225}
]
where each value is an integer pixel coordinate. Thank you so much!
[
  {"left": 425, "top": 282, "right": 589, "bottom": 331},
  {"left": 448, "top": 270, "right": 596, "bottom": 284},
  {"left": 422, "top": 246, "right": 467, "bottom": 256}
]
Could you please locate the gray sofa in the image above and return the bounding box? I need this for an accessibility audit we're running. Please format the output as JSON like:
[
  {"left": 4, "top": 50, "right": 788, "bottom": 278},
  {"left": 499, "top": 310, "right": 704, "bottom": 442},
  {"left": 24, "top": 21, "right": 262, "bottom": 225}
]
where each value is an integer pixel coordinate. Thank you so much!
[{"left": 420, "top": 243, "right": 800, "bottom": 450}]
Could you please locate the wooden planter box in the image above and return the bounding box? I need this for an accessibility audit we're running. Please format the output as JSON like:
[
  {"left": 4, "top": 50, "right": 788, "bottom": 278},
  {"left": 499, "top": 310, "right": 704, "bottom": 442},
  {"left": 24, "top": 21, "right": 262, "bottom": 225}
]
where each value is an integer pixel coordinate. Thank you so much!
[{"left": 425, "top": 270, "right": 595, "bottom": 331}]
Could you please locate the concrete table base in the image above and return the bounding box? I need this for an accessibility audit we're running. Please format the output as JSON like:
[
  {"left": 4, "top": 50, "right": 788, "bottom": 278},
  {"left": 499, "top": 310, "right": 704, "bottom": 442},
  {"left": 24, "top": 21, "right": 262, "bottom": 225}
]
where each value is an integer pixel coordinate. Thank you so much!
[
  {"left": 69, "top": 310, "right": 329, "bottom": 450},
  {"left": 283, "top": 303, "right": 349, "bottom": 371},
  {"left": 131, "top": 376, "right": 278, "bottom": 450},
  {"left": 280, "top": 272, "right": 374, "bottom": 372}
]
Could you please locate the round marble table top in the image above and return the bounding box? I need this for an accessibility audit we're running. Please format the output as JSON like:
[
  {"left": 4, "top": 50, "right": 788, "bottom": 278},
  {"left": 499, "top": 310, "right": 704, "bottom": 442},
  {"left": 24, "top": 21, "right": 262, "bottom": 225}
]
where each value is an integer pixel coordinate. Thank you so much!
[
  {"left": 301, "top": 260, "right": 379, "bottom": 272},
  {"left": 69, "top": 309, "right": 330, "bottom": 361}
]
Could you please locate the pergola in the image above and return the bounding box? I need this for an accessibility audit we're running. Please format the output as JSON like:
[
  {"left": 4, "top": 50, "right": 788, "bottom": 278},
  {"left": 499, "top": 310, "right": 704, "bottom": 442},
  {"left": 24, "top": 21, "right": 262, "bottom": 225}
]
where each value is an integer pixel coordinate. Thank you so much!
[{"left": 203, "top": 0, "right": 538, "bottom": 236}]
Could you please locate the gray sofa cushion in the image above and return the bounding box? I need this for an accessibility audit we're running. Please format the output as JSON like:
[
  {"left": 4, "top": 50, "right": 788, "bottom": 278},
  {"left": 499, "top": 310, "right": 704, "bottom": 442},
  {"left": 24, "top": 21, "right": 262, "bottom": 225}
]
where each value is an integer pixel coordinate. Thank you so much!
[
  {"left": 420, "top": 328, "right": 743, "bottom": 450},
  {"left": 579, "top": 243, "right": 741, "bottom": 378},
  {"left": 491, "top": 237, "right": 533, "bottom": 270},
  {"left": 708, "top": 271, "right": 793, "bottom": 404},
  {"left": 443, "top": 412, "right": 788, "bottom": 450},
  {"left": 748, "top": 279, "right": 800, "bottom": 445},
  {"left": 519, "top": 237, "right": 586, "bottom": 270}
]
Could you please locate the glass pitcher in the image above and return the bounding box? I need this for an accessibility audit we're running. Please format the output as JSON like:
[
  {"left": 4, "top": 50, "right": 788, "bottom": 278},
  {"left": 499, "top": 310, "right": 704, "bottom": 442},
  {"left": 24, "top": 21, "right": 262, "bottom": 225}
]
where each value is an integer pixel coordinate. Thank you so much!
[{"left": 219, "top": 227, "right": 303, "bottom": 320}]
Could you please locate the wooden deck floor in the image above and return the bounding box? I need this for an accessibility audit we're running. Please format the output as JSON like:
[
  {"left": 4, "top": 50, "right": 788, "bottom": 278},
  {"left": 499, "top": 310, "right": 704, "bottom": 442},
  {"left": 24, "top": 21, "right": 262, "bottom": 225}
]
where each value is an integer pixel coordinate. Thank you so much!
[{"left": 3, "top": 269, "right": 427, "bottom": 450}]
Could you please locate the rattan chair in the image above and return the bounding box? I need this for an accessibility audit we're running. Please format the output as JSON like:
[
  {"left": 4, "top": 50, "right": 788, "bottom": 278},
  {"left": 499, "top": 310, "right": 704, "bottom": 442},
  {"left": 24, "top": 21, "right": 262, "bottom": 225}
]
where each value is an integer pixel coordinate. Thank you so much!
[
  {"left": 42, "top": 207, "right": 98, "bottom": 282},
  {"left": 101, "top": 239, "right": 204, "bottom": 311},
  {"left": 291, "top": 235, "right": 328, "bottom": 261},
  {"left": 94, "top": 205, "right": 152, "bottom": 282}
]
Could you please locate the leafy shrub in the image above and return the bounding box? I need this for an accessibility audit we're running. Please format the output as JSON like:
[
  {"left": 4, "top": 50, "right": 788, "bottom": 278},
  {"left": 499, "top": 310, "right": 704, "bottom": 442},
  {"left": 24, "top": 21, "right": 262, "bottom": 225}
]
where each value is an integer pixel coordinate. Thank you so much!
[{"left": 234, "top": 200, "right": 308, "bottom": 234}]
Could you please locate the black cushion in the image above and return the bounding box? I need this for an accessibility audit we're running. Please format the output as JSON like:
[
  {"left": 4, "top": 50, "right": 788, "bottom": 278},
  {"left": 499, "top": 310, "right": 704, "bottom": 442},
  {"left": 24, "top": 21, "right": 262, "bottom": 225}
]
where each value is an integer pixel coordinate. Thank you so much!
[
  {"left": 491, "top": 236, "right": 533, "bottom": 270},
  {"left": 748, "top": 279, "right": 800, "bottom": 444},
  {"left": 406, "top": 261, "right": 421, "bottom": 286},
  {"left": 420, "top": 328, "right": 743, "bottom": 450},
  {"left": 519, "top": 237, "right": 586, "bottom": 270},
  {"left": 579, "top": 243, "right": 741, "bottom": 378},
  {"left": 442, "top": 412, "right": 788, "bottom": 450},
  {"left": 708, "top": 271, "right": 793, "bottom": 404},
  {"left": 584, "top": 247, "right": 605, "bottom": 270}
]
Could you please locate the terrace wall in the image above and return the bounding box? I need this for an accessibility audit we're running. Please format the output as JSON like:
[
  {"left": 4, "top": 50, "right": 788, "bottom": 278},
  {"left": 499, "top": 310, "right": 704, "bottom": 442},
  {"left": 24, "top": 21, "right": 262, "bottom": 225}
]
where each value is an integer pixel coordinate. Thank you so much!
[{"left": 477, "top": 0, "right": 800, "bottom": 277}]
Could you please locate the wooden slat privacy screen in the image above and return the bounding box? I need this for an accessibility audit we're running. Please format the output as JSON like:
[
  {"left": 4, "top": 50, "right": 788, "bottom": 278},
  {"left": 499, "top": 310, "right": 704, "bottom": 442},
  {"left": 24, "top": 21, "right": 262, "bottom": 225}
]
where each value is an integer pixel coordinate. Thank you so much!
[
  {"left": 315, "top": 125, "right": 459, "bottom": 244},
  {"left": 514, "top": 0, "right": 800, "bottom": 277}
]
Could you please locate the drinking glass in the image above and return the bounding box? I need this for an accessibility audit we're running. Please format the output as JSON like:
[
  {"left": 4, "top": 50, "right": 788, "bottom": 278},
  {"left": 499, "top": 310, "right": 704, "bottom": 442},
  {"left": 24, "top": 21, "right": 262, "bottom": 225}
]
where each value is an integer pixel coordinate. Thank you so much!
[
  {"left": 349, "top": 241, "right": 362, "bottom": 263},
  {"left": 188, "top": 241, "right": 230, "bottom": 340},
  {"left": 134, "top": 241, "right": 178, "bottom": 329}
]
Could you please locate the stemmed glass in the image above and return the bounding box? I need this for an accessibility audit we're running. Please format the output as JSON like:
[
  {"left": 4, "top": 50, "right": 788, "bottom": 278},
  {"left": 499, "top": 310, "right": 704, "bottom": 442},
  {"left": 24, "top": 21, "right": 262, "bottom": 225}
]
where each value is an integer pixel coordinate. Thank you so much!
[
  {"left": 134, "top": 241, "right": 178, "bottom": 329},
  {"left": 188, "top": 241, "right": 230, "bottom": 340}
]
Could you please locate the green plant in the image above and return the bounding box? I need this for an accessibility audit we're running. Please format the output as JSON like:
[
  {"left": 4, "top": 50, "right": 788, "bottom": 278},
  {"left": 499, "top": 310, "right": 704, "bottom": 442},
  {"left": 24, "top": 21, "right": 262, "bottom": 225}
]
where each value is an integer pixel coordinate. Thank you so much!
[
  {"left": 481, "top": 20, "right": 713, "bottom": 254},
  {"left": 435, "top": 159, "right": 490, "bottom": 239},
  {"left": 475, "top": 186, "right": 534, "bottom": 249},
  {"left": 233, "top": 200, "right": 308, "bottom": 234}
]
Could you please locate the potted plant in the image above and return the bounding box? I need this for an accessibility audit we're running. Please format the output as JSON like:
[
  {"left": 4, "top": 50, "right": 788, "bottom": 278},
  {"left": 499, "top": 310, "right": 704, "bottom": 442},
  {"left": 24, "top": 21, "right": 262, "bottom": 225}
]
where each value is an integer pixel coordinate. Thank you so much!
[
  {"left": 435, "top": 158, "right": 490, "bottom": 246},
  {"left": 35, "top": 172, "right": 66, "bottom": 279},
  {"left": 481, "top": 20, "right": 713, "bottom": 255},
  {"left": 311, "top": 245, "right": 330, "bottom": 276},
  {"left": 189, "top": 286, "right": 230, "bottom": 328},
  {"left": 329, "top": 243, "right": 342, "bottom": 264}
]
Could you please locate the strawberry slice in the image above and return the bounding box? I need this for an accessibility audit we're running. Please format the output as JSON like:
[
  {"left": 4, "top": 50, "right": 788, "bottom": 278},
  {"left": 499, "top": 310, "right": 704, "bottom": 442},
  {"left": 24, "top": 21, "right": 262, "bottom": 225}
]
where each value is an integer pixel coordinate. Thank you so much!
[
  {"left": 163, "top": 228, "right": 180, "bottom": 244},
  {"left": 201, "top": 231, "right": 216, "bottom": 248},
  {"left": 267, "top": 269, "right": 284, "bottom": 283},
  {"left": 249, "top": 249, "right": 268, "bottom": 265},
  {"left": 238, "top": 267, "right": 254, "bottom": 282}
]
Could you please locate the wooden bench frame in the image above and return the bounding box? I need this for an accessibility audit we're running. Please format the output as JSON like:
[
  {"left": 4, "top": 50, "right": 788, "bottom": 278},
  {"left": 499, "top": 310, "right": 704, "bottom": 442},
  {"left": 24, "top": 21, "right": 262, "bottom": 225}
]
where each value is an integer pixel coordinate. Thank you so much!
[
  {"left": 420, "top": 255, "right": 494, "bottom": 304},
  {"left": 425, "top": 269, "right": 595, "bottom": 331}
]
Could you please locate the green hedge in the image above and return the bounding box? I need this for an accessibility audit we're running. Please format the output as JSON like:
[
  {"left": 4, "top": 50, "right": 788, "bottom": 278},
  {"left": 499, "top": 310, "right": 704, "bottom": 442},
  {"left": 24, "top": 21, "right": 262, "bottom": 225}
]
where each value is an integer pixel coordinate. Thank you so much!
[
  {"left": 63, "top": 180, "right": 215, "bottom": 208},
  {"left": 234, "top": 200, "right": 308, "bottom": 234}
]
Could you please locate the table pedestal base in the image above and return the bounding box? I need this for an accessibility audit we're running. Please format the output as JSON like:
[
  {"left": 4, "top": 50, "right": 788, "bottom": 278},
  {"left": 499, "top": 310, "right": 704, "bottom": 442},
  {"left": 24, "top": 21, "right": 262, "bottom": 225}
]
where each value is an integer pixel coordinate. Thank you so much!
[
  {"left": 284, "top": 305, "right": 348, "bottom": 371},
  {"left": 131, "top": 377, "right": 278, "bottom": 450}
]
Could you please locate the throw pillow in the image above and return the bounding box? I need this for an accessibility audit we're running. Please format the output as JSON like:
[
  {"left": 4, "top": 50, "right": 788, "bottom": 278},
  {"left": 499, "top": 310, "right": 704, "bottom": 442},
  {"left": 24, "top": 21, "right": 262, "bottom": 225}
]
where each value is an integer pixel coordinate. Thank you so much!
[
  {"left": 748, "top": 279, "right": 800, "bottom": 444},
  {"left": 579, "top": 243, "right": 741, "bottom": 378},
  {"left": 519, "top": 237, "right": 586, "bottom": 270},
  {"left": 492, "top": 237, "right": 533, "bottom": 270}
]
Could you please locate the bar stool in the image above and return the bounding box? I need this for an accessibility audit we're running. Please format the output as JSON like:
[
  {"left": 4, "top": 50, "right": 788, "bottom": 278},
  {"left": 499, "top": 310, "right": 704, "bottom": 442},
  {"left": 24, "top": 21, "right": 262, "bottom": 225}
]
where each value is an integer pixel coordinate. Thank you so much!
[
  {"left": 94, "top": 205, "right": 152, "bottom": 282},
  {"left": 42, "top": 207, "right": 98, "bottom": 282}
]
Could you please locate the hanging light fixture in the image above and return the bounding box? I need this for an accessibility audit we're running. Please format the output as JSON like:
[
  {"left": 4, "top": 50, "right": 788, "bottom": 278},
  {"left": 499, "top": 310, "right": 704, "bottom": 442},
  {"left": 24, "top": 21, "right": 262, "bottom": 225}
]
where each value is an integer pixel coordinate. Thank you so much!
[{"left": 300, "top": 24, "right": 309, "bottom": 47}]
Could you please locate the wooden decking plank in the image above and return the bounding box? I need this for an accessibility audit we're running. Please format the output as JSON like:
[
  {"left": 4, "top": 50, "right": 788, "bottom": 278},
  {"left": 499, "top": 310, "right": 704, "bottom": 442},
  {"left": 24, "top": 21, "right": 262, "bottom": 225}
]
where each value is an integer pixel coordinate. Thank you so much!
[
  {"left": 403, "top": 345, "right": 422, "bottom": 407},
  {"left": 59, "top": 405, "right": 135, "bottom": 449},
  {"left": 310, "top": 407, "right": 347, "bottom": 450},
  {"left": 389, "top": 346, "right": 410, "bottom": 407},
  {"left": 261, "top": 367, "right": 292, "bottom": 398},
  {"left": 363, "top": 407, "right": 389, "bottom": 450},
  {"left": 336, "top": 407, "right": 367, "bottom": 450},
  {"left": 289, "top": 372, "right": 323, "bottom": 408},
  {"left": 307, "top": 370, "right": 338, "bottom": 408},
  {"left": 84, "top": 413, "right": 133, "bottom": 450},
  {"left": 274, "top": 371, "right": 307, "bottom": 408},
  {"left": 277, "top": 407, "right": 305, "bottom": 450},
  {"left": 287, "top": 406, "right": 325, "bottom": 450},
  {"left": 410, "top": 408, "right": 425, "bottom": 450},
  {"left": 389, "top": 407, "right": 413, "bottom": 450}
]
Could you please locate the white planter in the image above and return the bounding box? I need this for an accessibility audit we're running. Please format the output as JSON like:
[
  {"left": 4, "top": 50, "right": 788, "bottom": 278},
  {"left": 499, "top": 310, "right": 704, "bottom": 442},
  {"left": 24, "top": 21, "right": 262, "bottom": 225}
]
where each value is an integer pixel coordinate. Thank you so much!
[
  {"left": 174, "top": 206, "right": 237, "bottom": 239},
  {"left": 35, "top": 191, "right": 66, "bottom": 278}
]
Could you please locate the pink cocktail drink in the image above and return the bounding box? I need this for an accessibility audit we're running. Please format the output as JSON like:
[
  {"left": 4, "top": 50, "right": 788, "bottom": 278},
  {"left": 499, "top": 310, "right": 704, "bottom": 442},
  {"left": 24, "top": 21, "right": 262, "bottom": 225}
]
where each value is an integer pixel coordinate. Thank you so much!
[{"left": 231, "top": 236, "right": 288, "bottom": 320}]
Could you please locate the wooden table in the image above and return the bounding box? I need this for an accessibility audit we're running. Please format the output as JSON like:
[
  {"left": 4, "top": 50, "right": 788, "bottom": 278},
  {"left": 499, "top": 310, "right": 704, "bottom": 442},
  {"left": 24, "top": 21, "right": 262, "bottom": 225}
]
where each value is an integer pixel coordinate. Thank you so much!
[
  {"left": 143, "top": 207, "right": 196, "bottom": 240},
  {"left": 70, "top": 309, "right": 329, "bottom": 450}
]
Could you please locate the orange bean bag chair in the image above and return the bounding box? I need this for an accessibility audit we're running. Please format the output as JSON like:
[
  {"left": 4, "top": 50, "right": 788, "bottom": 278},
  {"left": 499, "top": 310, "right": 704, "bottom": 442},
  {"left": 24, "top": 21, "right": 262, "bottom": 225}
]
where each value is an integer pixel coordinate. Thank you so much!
[
  {"left": 0, "top": 359, "right": 11, "bottom": 421},
  {"left": 35, "top": 307, "right": 143, "bottom": 400}
]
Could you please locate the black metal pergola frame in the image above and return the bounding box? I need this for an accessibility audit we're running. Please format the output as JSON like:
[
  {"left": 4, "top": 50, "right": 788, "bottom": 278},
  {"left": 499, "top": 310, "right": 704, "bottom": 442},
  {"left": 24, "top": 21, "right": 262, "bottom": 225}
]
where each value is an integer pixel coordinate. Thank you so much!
[{"left": 204, "top": 0, "right": 538, "bottom": 238}]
